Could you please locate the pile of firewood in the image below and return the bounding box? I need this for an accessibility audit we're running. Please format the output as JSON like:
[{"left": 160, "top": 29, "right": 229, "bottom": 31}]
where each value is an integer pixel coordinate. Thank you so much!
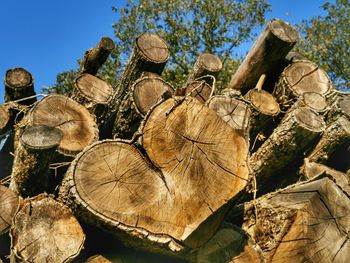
[{"left": 0, "top": 18, "right": 349, "bottom": 263}]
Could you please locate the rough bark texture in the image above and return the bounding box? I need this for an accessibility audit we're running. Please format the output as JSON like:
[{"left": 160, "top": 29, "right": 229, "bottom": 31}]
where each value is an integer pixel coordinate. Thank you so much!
[
  {"left": 113, "top": 75, "right": 174, "bottom": 139},
  {"left": 80, "top": 37, "right": 115, "bottom": 75},
  {"left": 250, "top": 106, "right": 325, "bottom": 194},
  {"left": 60, "top": 97, "right": 249, "bottom": 257},
  {"left": 230, "top": 178, "right": 350, "bottom": 263},
  {"left": 9, "top": 125, "right": 63, "bottom": 197},
  {"left": 228, "top": 19, "right": 299, "bottom": 94},
  {"left": 273, "top": 60, "right": 333, "bottom": 111},
  {"left": 0, "top": 185, "right": 19, "bottom": 235},
  {"left": 4, "top": 68, "right": 36, "bottom": 105},
  {"left": 183, "top": 75, "right": 215, "bottom": 104},
  {"left": 72, "top": 73, "right": 113, "bottom": 126},
  {"left": 10, "top": 194, "right": 84, "bottom": 263}
]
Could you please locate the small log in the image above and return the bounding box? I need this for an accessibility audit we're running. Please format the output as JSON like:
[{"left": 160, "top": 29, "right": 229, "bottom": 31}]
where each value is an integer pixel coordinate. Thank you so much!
[
  {"left": 10, "top": 194, "right": 84, "bottom": 263},
  {"left": 0, "top": 105, "right": 10, "bottom": 136},
  {"left": 113, "top": 33, "right": 169, "bottom": 109},
  {"left": 9, "top": 125, "right": 63, "bottom": 197},
  {"left": 231, "top": 178, "right": 350, "bottom": 262},
  {"left": 183, "top": 75, "right": 215, "bottom": 104},
  {"left": 86, "top": 255, "right": 112, "bottom": 263},
  {"left": 113, "top": 75, "right": 173, "bottom": 139},
  {"left": 80, "top": 36, "right": 115, "bottom": 75},
  {"left": 184, "top": 53, "right": 222, "bottom": 86},
  {"left": 273, "top": 60, "right": 333, "bottom": 110},
  {"left": 60, "top": 97, "right": 249, "bottom": 256},
  {"left": 0, "top": 185, "right": 19, "bottom": 235},
  {"left": 72, "top": 73, "right": 113, "bottom": 125},
  {"left": 227, "top": 19, "right": 299, "bottom": 94},
  {"left": 292, "top": 91, "right": 328, "bottom": 114},
  {"left": 4, "top": 68, "right": 36, "bottom": 105},
  {"left": 250, "top": 106, "right": 325, "bottom": 193}
]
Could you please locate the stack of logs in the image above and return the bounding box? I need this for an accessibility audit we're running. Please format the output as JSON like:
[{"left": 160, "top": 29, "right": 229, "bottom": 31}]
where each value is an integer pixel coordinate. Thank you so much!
[{"left": 0, "top": 18, "right": 349, "bottom": 263}]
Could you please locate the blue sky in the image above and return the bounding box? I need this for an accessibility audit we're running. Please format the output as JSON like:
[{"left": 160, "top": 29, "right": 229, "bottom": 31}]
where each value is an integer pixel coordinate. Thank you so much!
[{"left": 0, "top": 0, "right": 330, "bottom": 103}]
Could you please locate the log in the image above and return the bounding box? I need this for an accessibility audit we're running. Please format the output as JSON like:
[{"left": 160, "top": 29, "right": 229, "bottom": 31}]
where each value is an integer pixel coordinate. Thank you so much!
[
  {"left": 10, "top": 194, "right": 85, "bottom": 262},
  {"left": 86, "top": 255, "right": 112, "bottom": 263},
  {"left": 230, "top": 178, "right": 350, "bottom": 262},
  {"left": 0, "top": 105, "right": 10, "bottom": 136},
  {"left": 292, "top": 91, "right": 328, "bottom": 114},
  {"left": 273, "top": 60, "right": 333, "bottom": 110},
  {"left": 0, "top": 185, "right": 19, "bottom": 235},
  {"left": 60, "top": 97, "right": 249, "bottom": 256},
  {"left": 250, "top": 106, "right": 325, "bottom": 194},
  {"left": 72, "top": 73, "right": 113, "bottom": 126},
  {"left": 227, "top": 19, "right": 299, "bottom": 94},
  {"left": 4, "top": 68, "right": 36, "bottom": 105},
  {"left": 113, "top": 75, "right": 174, "bottom": 139},
  {"left": 183, "top": 75, "right": 215, "bottom": 104},
  {"left": 22, "top": 94, "right": 99, "bottom": 157},
  {"left": 80, "top": 36, "right": 115, "bottom": 75},
  {"left": 9, "top": 125, "right": 63, "bottom": 197}
]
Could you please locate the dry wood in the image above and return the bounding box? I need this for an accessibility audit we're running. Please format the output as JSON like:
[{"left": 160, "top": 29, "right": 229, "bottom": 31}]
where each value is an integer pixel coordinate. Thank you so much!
[
  {"left": 113, "top": 75, "right": 174, "bottom": 139},
  {"left": 250, "top": 106, "right": 325, "bottom": 193},
  {"left": 80, "top": 36, "right": 115, "bottom": 75},
  {"left": 0, "top": 105, "right": 10, "bottom": 136},
  {"left": 183, "top": 75, "right": 215, "bottom": 104},
  {"left": 9, "top": 125, "right": 63, "bottom": 197},
  {"left": 72, "top": 73, "right": 113, "bottom": 125},
  {"left": 0, "top": 185, "right": 19, "bottom": 235},
  {"left": 10, "top": 194, "right": 84, "bottom": 262},
  {"left": 4, "top": 68, "right": 36, "bottom": 105},
  {"left": 292, "top": 91, "right": 328, "bottom": 114},
  {"left": 60, "top": 97, "right": 249, "bottom": 256},
  {"left": 273, "top": 60, "right": 333, "bottom": 110},
  {"left": 86, "top": 255, "right": 112, "bottom": 263},
  {"left": 24, "top": 94, "right": 99, "bottom": 157},
  {"left": 230, "top": 178, "right": 350, "bottom": 262},
  {"left": 228, "top": 19, "right": 299, "bottom": 94}
]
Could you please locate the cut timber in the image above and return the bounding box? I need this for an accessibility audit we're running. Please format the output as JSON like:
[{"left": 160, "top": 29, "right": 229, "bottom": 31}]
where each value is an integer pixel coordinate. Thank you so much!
[
  {"left": 0, "top": 185, "right": 19, "bottom": 235},
  {"left": 293, "top": 92, "right": 328, "bottom": 114},
  {"left": 307, "top": 115, "right": 350, "bottom": 164},
  {"left": 86, "top": 255, "right": 112, "bottom": 263},
  {"left": 80, "top": 36, "right": 115, "bottom": 75},
  {"left": 4, "top": 68, "right": 36, "bottom": 105},
  {"left": 0, "top": 105, "right": 10, "bottom": 136},
  {"left": 227, "top": 19, "right": 299, "bottom": 94},
  {"left": 184, "top": 53, "right": 222, "bottom": 86},
  {"left": 72, "top": 73, "right": 113, "bottom": 125},
  {"left": 183, "top": 75, "right": 215, "bottom": 104},
  {"left": 207, "top": 96, "right": 251, "bottom": 139},
  {"left": 274, "top": 60, "right": 332, "bottom": 110},
  {"left": 27, "top": 94, "right": 98, "bottom": 156},
  {"left": 113, "top": 33, "right": 169, "bottom": 111},
  {"left": 233, "top": 178, "right": 350, "bottom": 262},
  {"left": 250, "top": 106, "right": 325, "bottom": 194},
  {"left": 195, "top": 224, "right": 263, "bottom": 263},
  {"left": 10, "top": 194, "right": 84, "bottom": 262},
  {"left": 327, "top": 92, "right": 350, "bottom": 123},
  {"left": 113, "top": 75, "right": 173, "bottom": 139},
  {"left": 60, "top": 97, "right": 249, "bottom": 256},
  {"left": 9, "top": 125, "right": 63, "bottom": 197}
]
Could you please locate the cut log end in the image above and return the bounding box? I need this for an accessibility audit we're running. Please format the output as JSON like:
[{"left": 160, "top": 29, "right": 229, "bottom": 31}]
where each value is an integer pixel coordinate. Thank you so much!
[
  {"left": 0, "top": 185, "right": 19, "bottom": 235},
  {"left": 5, "top": 68, "right": 32, "bottom": 89},
  {"left": 21, "top": 124, "right": 63, "bottom": 150},
  {"left": 294, "top": 107, "right": 325, "bottom": 132},
  {"left": 10, "top": 195, "right": 84, "bottom": 262},
  {"left": 184, "top": 80, "right": 213, "bottom": 104},
  {"left": 246, "top": 89, "right": 280, "bottom": 116},
  {"left": 269, "top": 18, "right": 300, "bottom": 43},
  {"left": 198, "top": 53, "right": 222, "bottom": 73},
  {"left": 99, "top": 37, "right": 115, "bottom": 52},
  {"left": 339, "top": 95, "right": 350, "bottom": 118},
  {"left": 136, "top": 33, "right": 169, "bottom": 63},
  {"left": 300, "top": 92, "right": 328, "bottom": 113}
]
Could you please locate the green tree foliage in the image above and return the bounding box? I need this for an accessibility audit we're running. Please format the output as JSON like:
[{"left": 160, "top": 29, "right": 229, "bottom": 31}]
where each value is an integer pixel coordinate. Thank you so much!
[
  {"left": 48, "top": 0, "right": 270, "bottom": 94},
  {"left": 297, "top": 0, "right": 349, "bottom": 90}
]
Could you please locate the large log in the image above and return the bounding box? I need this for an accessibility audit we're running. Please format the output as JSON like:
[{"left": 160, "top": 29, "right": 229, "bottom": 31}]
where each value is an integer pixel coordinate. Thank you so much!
[
  {"left": 4, "top": 68, "right": 36, "bottom": 105},
  {"left": 80, "top": 36, "right": 115, "bottom": 75},
  {"left": 0, "top": 185, "right": 19, "bottom": 235},
  {"left": 229, "top": 178, "right": 350, "bottom": 262},
  {"left": 113, "top": 75, "right": 174, "bottom": 139},
  {"left": 59, "top": 97, "right": 249, "bottom": 257},
  {"left": 9, "top": 125, "right": 63, "bottom": 197},
  {"left": 10, "top": 194, "right": 85, "bottom": 262},
  {"left": 250, "top": 106, "right": 325, "bottom": 194},
  {"left": 227, "top": 19, "right": 299, "bottom": 94}
]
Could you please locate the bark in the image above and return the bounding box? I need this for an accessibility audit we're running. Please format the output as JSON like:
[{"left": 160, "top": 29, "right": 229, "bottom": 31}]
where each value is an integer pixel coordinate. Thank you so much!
[
  {"left": 4, "top": 68, "right": 36, "bottom": 105},
  {"left": 250, "top": 106, "right": 325, "bottom": 194},
  {"left": 10, "top": 194, "right": 84, "bottom": 263},
  {"left": 230, "top": 178, "right": 350, "bottom": 263},
  {"left": 113, "top": 75, "right": 174, "bottom": 139},
  {"left": 326, "top": 92, "right": 350, "bottom": 123},
  {"left": 59, "top": 97, "right": 249, "bottom": 257},
  {"left": 80, "top": 36, "right": 115, "bottom": 75},
  {"left": 9, "top": 125, "right": 63, "bottom": 197},
  {"left": 227, "top": 19, "right": 299, "bottom": 94},
  {"left": 0, "top": 185, "right": 19, "bottom": 235},
  {"left": 273, "top": 60, "right": 333, "bottom": 111},
  {"left": 72, "top": 73, "right": 113, "bottom": 126},
  {"left": 182, "top": 75, "right": 216, "bottom": 104}
]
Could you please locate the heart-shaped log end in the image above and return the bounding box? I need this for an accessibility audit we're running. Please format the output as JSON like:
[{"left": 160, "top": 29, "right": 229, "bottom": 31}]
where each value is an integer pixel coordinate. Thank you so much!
[{"left": 60, "top": 97, "right": 249, "bottom": 256}]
